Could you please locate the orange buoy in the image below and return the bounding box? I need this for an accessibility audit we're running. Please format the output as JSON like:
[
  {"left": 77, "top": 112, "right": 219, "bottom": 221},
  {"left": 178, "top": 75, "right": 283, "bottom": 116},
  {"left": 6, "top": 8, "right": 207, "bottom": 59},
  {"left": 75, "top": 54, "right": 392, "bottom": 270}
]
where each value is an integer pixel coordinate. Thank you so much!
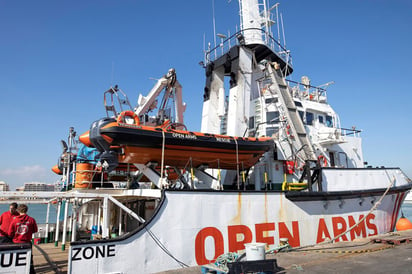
[{"left": 396, "top": 212, "right": 412, "bottom": 231}]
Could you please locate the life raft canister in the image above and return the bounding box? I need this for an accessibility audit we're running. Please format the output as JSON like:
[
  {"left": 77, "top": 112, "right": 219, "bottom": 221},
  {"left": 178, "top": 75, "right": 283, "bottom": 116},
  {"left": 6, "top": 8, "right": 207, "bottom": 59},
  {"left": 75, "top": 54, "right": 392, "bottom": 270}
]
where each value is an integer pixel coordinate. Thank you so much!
[
  {"left": 318, "top": 155, "right": 328, "bottom": 167},
  {"left": 117, "top": 110, "right": 140, "bottom": 125}
]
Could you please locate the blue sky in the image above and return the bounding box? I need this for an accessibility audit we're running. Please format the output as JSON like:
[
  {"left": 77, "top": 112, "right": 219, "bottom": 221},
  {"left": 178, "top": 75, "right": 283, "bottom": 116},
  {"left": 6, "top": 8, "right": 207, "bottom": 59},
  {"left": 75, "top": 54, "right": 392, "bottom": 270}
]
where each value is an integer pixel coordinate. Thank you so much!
[{"left": 0, "top": 0, "right": 411, "bottom": 190}]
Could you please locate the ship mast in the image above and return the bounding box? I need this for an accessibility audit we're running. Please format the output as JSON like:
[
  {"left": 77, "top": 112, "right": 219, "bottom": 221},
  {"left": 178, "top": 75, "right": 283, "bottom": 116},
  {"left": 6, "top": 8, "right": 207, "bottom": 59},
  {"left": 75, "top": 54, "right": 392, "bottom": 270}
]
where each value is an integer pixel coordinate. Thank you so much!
[{"left": 201, "top": 0, "right": 292, "bottom": 137}]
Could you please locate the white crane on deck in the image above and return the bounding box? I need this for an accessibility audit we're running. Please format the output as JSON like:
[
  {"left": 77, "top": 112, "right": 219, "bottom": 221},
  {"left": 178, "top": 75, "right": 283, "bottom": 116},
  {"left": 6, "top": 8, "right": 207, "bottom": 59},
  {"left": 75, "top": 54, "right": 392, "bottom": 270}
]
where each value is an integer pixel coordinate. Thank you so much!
[{"left": 134, "top": 68, "right": 186, "bottom": 127}]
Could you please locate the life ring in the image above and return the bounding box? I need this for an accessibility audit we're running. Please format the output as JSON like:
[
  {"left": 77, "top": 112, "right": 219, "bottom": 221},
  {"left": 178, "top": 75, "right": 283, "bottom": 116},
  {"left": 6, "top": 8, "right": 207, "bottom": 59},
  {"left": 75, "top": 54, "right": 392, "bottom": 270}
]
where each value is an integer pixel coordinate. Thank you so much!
[
  {"left": 117, "top": 110, "right": 140, "bottom": 125},
  {"left": 318, "top": 155, "right": 328, "bottom": 167}
]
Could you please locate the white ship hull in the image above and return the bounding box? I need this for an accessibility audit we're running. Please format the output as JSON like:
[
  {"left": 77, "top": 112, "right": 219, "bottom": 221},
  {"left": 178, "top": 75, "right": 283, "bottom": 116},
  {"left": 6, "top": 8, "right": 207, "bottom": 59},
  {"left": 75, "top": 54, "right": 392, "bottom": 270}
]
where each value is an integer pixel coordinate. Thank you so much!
[
  {"left": 69, "top": 180, "right": 409, "bottom": 273},
  {"left": 405, "top": 191, "right": 412, "bottom": 202}
]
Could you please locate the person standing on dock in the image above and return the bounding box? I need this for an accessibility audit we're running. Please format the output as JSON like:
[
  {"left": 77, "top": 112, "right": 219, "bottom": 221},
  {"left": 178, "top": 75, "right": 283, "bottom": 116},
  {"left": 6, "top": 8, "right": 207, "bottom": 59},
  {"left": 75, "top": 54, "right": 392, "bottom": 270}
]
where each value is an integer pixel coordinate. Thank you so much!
[
  {"left": 0, "top": 202, "right": 18, "bottom": 243},
  {"left": 9, "top": 204, "right": 38, "bottom": 274}
]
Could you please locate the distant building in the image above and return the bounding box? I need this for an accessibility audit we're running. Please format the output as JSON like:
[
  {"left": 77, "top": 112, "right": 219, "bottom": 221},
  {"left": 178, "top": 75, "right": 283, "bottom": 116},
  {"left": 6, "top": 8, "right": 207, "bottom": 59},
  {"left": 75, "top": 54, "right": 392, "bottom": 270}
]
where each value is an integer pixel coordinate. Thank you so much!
[
  {"left": 16, "top": 186, "right": 25, "bottom": 192},
  {"left": 0, "top": 181, "right": 10, "bottom": 191},
  {"left": 24, "top": 182, "right": 56, "bottom": 192}
]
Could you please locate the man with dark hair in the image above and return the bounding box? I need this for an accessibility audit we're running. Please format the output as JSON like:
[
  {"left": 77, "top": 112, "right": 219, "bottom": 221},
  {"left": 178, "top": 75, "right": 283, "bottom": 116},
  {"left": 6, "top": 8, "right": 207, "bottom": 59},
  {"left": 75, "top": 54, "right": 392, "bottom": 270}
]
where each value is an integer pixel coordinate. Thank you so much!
[
  {"left": 0, "top": 202, "right": 18, "bottom": 243},
  {"left": 9, "top": 204, "right": 38, "bottom": 243},
  {"left": 9, "top": 204, "right": 38, "bottom": 274}
]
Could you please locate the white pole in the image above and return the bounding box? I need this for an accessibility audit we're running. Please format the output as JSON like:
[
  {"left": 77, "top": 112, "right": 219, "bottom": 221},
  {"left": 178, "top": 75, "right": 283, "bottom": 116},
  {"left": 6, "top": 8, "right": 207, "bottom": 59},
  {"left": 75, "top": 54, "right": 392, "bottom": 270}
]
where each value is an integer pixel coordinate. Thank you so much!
[
  {"left": 118, "top": 206, "right": 122, "bottom": 236},
  {"left": 61, "top": 199, "right": 69, "bottom": 250},
  {"left": 45, "top": 202, "right": 51, "bottom": 243},
  {"left": 65, "top": 157, "right": 70, "bottom": 192},
  {"left": 102, "top": 196, "right": 109, "bottom": 238},
  {"left": 54, "top": 200, "right": 61, "bottom": 246},
  {"left": 71, "top": 161, "right": 76, "bottom": 189},
  {"left": 97, "top": 201, "right": 101, "bottom": 236},
  {"left": 280, "top": 13, "right": 286, "bottom": 49},
  {"left": 276, "top": 3, "right": 280, "bottom": 51},
  {"left": 212, "top": 0, "right": 217, "bottom": 58},
  {"left": 71, "top": 200, "right": 77, "bottom": 242},
  {"left": 107, "top": 196, "right": 145, "bottom": 223},
  {"left": 68, "top": 204, "right": 73, "bottom": 237}
]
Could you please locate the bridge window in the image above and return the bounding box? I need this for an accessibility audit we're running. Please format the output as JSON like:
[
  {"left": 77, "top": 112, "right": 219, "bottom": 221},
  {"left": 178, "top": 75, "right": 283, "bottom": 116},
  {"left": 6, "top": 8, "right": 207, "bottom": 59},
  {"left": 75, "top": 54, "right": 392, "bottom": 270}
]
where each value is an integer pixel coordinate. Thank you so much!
[
  {"left": 298, "top": 111, "right": 304, "bottom": 123},
  {"left": 265, "top": 98, "right": 278, "bottom": 104},
  {"left": 294, "top": 101, "right": 303, "bottom": 107},
  {"left": 266, "top": 111, "right": 279, "bottom": 124},
  {"left": 329, "top": 152, "right": 336, "bottom": 167},
  {"left": 318, "top": 115, "right": 324, "bottom": 124},
  {"left": 266, "top": 127, "right": 278, "bottom": 137},
  {"left": 249, "top": 116, "right": 255, "bottom": 129},
  {"left": 306, "top": 112, "right": 314, "bottom": 125},
  {"left": 326, "top": 115, "right": 333, "bottom": 127}
]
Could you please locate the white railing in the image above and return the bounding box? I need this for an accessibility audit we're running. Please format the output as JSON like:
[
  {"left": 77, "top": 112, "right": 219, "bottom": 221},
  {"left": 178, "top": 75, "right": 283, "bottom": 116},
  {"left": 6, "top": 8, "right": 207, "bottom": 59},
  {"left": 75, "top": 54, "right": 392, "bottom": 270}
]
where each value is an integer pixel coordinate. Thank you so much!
[{"left": 205, "top": 28, "right": 292, "bottom": 67}]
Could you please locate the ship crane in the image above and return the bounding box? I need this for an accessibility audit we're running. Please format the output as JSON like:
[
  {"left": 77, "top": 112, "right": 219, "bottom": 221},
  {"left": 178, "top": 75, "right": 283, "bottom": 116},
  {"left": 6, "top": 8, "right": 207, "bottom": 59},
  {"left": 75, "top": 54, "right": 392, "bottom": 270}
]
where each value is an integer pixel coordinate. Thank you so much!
[{"left": 134, "top": 68, "right": 186, "bottom": 127}]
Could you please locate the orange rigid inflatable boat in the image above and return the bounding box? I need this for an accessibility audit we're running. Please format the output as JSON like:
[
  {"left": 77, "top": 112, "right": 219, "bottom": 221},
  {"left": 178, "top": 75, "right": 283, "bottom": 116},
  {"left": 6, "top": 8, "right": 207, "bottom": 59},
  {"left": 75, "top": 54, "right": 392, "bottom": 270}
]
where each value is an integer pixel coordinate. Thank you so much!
[{"left": 80, "top": 111, "right": 274, "bottom": 171}]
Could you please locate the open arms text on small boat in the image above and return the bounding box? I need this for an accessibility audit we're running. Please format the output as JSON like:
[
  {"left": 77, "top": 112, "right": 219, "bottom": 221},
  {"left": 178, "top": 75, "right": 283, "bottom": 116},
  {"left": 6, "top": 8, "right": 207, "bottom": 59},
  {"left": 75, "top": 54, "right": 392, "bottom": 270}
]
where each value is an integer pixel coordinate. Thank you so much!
[{"left": 81, "top": 116, "right": 273, "bottom": 171}]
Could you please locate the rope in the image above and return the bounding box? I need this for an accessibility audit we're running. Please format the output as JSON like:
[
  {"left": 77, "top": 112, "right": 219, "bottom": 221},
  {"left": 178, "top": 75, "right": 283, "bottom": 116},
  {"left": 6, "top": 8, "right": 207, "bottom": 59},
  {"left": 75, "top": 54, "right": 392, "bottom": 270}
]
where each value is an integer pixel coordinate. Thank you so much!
[
  {"left": 234, "top": 137, "right": 239, "bottom": 189},
  {"left": 214, "top": 252, "right": 239, "bottom": 272},
  {"left": 312, "top": 244, "right": 394, "bottom": 254},
  {"left": 160, "top": 130, "right": 166, "bottom": 188},
  {"left": 144, "top": 227, "right": 188, "bottom": 268},
  {"left": 329, "top": 173, "right": 395, "bottom": 243}
]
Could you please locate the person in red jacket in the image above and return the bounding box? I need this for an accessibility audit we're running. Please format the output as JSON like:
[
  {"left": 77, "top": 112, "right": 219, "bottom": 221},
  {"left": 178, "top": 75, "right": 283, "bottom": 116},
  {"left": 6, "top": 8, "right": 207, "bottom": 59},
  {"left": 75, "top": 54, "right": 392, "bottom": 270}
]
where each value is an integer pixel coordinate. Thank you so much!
[
  {"left": 9, "top": 204, "right": 38, "bottom": 274},
  {"left": 0, "top": 202, "right": 19, "bottom": 243},
  {"left": 9, "top": 204, "right": 38, "bottom": 243}
]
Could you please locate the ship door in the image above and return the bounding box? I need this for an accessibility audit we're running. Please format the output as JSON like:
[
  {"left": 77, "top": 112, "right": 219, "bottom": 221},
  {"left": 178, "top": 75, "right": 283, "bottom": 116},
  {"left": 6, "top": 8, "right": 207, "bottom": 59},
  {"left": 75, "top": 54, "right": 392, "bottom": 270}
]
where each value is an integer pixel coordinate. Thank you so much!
[
  {"left": 338, "top": 152, "right": 348, "bottom": 168},
  {"left": 328, "top": 152, "right": 335, "bottom": 167}
]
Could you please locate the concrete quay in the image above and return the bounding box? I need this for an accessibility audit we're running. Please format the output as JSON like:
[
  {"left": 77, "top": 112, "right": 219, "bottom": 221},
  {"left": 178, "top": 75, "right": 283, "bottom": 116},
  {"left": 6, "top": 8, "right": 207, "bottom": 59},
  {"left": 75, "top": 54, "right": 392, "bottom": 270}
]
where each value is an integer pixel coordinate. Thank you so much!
[{"left": 30, "top": 230, "right": 412, "bottom": 273}]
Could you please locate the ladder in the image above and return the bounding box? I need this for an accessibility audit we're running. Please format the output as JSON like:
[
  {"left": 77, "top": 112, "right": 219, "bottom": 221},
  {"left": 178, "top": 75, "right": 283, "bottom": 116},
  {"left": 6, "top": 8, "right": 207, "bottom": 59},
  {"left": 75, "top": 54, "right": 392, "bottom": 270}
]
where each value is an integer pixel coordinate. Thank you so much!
[{"left": 266, "top": 62, "right": 316, "bottom": 162}]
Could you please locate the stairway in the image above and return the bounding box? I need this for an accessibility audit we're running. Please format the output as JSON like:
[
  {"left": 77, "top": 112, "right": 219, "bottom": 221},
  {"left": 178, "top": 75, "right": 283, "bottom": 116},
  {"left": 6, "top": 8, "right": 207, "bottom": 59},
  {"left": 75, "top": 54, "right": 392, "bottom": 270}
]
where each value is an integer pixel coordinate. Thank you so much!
[{"left": 266, "top": 63, "right": 316, "bottom": 161}]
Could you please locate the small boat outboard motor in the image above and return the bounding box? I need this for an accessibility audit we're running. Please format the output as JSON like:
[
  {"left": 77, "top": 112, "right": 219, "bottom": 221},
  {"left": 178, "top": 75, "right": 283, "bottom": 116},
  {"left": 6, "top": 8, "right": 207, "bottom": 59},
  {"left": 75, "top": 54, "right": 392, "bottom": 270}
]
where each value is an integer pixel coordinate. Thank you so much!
[{"left": 89, "top": 117, "right": 118, "bottom": 172}]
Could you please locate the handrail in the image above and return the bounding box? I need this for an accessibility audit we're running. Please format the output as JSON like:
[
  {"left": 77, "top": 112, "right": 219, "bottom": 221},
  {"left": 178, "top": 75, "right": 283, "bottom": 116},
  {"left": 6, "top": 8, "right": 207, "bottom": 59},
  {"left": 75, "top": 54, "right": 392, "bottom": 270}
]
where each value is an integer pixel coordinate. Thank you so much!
[
  {"left": 205, "top": 28, "right": 292, "bottom": 67},
  {"left": 286, "top": 79, "right": 327, "bottom": 93},
  {"left": 340, "top": 127, "right": 362, "bottom": 137}
]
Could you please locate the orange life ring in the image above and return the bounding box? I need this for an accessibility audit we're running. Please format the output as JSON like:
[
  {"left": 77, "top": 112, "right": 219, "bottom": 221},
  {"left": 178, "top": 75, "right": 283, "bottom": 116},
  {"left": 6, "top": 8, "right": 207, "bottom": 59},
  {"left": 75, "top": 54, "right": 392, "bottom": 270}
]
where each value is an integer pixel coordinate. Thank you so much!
[
  {"left": 117, "top": 110, "right": 140, "bottom": 125},
  {"left": 318, "top": 155, "right": 327, "bottom": 167}
]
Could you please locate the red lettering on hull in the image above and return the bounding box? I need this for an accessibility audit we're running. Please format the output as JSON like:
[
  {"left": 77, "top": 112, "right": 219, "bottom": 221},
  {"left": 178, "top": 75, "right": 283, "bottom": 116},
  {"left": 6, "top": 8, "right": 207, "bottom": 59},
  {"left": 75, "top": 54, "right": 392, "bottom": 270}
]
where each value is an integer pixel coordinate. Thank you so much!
[
  {"left": 366, "top": 213, "right": 378, "bottom": 236},
  {"left": 195, "top": 227, "right": 224, "bottom": 265},
  {"left": 279, "top": 221, "right": 300, "bottom": 247},
  {"left": 255, "top": 223, "right": 275, "bottom": 247},
  {"left": 348, "top": 215, "right": 366, "bottom": 240},
  {"left": 194, "top": 214, "right": 377, "bottom": 265},
  {"left": 228, "top": 225, "right": 253, "bottom": 252},
  {"left": 316, "top": 218, "right": 331, "bottom": 243},
  {"left": 332, "top": 216, "right": 349, "bottom": 242}
]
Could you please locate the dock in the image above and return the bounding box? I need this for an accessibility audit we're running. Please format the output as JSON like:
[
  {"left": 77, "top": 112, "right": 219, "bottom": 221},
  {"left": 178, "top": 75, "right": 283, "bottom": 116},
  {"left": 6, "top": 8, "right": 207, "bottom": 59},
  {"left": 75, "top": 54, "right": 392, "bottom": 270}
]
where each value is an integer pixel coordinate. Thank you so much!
[
  {"left": 273, "top": 230, "right": 412, "bottom": 273},
  {"left": 32, "top": 243, "right": 68, "bottom": 274},
  {"left": 160, "top": 229, "right": 412, "bottom": 273}
]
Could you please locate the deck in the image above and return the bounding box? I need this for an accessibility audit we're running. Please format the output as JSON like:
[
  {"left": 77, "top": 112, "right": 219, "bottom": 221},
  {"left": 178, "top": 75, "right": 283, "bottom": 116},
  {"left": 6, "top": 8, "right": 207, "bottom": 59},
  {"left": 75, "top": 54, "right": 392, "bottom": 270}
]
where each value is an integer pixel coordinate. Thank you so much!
[{"left": 33, "top": 243, "right": 68, "bottom": 274}]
